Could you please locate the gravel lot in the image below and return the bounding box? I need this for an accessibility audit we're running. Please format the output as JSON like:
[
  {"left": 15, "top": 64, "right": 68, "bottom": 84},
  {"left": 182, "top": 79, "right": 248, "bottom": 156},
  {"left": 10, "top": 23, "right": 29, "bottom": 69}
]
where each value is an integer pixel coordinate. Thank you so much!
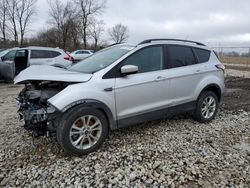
[{"left": 0, "top": 69, "right": 250, "bottom": 187}]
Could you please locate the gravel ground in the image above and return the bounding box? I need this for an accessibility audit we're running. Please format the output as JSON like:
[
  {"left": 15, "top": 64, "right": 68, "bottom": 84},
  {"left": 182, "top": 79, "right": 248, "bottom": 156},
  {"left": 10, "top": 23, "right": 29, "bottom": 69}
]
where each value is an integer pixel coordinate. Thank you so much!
[{"left": 0, "top": 69, "right": 250, "bottom": 187}]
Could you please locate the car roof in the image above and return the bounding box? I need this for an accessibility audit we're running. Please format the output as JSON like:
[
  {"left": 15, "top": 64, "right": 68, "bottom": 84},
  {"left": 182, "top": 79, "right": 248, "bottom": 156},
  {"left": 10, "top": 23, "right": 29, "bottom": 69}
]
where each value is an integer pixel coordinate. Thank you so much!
[
  {"left": 137, "top": 39, "right": 211, "bottom": 50},
  {"left": 20, "top": 46, "right": 64, "bottom": 51},
  {"left": 73, "top": 49, "right": 92, "bottom": 52}
]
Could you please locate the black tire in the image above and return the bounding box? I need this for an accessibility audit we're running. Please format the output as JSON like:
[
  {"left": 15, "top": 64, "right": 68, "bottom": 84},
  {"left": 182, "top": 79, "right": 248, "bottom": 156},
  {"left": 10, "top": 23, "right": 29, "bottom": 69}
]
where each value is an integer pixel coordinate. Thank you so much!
[
  {"left": 56, "top": 105, "right": 109, "bottom": 156},
  {"left": 194, "top": 91, "right": 219, "bottom": 123}
]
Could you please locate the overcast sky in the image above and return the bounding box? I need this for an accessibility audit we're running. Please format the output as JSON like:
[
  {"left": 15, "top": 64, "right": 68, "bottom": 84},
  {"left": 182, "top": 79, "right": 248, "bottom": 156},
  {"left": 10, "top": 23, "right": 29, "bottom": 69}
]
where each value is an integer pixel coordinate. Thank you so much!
[{"left": 32, "top": 0, "right": 250, "bottom": 47}]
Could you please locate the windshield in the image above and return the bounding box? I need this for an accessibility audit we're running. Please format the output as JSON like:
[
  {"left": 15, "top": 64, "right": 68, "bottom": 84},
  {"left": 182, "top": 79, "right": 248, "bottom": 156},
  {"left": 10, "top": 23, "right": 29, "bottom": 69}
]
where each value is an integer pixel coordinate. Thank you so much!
[{"left": 69, "top": 45, "right": 135, "bottom": 73}]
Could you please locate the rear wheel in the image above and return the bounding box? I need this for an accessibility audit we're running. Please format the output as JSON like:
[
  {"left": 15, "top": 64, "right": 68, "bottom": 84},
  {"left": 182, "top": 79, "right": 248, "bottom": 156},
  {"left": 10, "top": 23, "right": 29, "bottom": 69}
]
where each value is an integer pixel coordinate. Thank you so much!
[
  {"left": 57, "top": 106, "right": 109, "bottom": 156},
  {"left": 194, "top": 91, "right": 218, "bottom": 123}
]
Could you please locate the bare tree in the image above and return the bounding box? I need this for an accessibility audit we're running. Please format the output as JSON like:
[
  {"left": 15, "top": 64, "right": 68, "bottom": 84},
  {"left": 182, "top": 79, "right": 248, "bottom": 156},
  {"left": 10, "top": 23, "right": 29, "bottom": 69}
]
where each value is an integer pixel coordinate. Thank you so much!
[
  {"left": 74, "top": 0, "right": 106, "bottom": 48},
  {"left": 108, "top": 24, "right": 129, "bottom": 43},
  {"left": 6, "top": 0, "right": 19, "bottom": 44},
  {"left": 0, "top": 0, "right": 8, "bottom": 47},
  {"left": 48, "top": 0, "right": 78, "bottom": 49},
  {"left": 16, "top": 0, "right": 37, "bottom": 46},
  {"left": 69, "top": 20, "right": 82, "bottom": 49},
  {"left": 88, "top": 19, "right": 105, "bottom": 50}
]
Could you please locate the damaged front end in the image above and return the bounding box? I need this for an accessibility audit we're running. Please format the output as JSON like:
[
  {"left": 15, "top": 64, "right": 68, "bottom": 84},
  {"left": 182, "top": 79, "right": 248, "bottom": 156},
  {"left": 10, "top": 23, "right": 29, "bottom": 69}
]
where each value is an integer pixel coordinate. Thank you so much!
[{"left": 17, "top": 81, "right": 68, "bottom": 137}]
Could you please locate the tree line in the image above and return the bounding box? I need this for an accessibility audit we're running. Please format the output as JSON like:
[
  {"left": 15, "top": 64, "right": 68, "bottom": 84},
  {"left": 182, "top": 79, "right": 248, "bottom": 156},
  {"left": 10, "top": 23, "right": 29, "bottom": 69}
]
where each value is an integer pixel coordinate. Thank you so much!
[{"left": 0, "top": 0, "right": 129, "bottom": 51}]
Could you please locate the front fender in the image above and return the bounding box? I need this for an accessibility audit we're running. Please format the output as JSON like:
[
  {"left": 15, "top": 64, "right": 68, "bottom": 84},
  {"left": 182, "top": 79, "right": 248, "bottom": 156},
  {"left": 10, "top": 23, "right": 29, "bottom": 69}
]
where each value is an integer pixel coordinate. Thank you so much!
[{"left": 48, "top": 81, "right": 116, "bottom": 120}]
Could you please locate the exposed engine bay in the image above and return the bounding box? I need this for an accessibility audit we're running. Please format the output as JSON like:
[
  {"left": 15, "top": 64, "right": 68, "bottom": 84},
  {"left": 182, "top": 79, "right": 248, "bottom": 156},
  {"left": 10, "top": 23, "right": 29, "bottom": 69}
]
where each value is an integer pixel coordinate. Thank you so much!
[{"left": 17, "top": 81, "right": 69, "bottom": 137}]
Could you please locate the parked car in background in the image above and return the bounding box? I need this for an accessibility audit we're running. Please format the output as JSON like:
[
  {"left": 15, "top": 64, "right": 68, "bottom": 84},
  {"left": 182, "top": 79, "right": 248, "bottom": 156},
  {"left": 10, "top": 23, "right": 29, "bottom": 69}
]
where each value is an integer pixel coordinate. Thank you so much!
[
  {"left": 0, "top": 46, "right": 72, "bottom": 81},
  {"left": 15, "top": 39, "right": 225, "bottom": 155},
  {"left": 70, "top": 50, "right": 93, "bottom": 62}
]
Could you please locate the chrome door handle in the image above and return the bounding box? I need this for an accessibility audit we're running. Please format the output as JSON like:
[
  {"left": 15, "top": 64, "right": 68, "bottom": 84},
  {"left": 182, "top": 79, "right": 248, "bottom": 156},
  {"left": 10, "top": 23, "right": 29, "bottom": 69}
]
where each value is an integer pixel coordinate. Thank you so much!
[
  {"left": 195, "top": 70, "right": 201, "bottom": 73},
  {"left": 155, "top": 76, "right": 166, "bottom": 82}
]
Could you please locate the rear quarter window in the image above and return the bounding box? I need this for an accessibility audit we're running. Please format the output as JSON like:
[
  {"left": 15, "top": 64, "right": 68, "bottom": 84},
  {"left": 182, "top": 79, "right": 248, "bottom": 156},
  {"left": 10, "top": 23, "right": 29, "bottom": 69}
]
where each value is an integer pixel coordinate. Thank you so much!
[
  {"left": 193, "top": 48, "right": 211, "bottom": 63},
  {"left": 51, "top": 51, "right": 61, "bottom": 58}
]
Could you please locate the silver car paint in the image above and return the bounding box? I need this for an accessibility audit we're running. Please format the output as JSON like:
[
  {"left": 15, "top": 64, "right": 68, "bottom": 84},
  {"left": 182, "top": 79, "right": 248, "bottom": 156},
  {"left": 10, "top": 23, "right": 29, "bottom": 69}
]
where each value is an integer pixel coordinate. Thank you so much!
[
  {"left": 17, "top": 42, "right": 225, "bottom": 121},
  {"left": 14, "top": 65, "right": 92, "bottom": 83},
  {"left": 48, "top": 78, "right": 116, "bottom": 118}
]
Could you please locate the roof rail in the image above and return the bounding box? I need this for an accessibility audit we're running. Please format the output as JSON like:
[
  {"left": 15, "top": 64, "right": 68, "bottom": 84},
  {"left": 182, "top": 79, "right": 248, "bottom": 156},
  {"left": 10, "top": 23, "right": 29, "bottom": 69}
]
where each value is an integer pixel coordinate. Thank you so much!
[{"left": 138, "top": 39, "right": 206, "bottom": 46}]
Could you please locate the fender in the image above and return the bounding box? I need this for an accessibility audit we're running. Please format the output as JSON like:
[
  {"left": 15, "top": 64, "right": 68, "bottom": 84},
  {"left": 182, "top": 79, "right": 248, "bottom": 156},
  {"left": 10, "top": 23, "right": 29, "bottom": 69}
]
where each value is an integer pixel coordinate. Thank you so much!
[
  {"left": 61, "top": 99, "right": 117, "bottom": 130},
  {"left": 198, "top": 83, "right": 222, "bottom": 101},
  {"left": 194, "top": 73, "right": 224, "bottom": 102}
]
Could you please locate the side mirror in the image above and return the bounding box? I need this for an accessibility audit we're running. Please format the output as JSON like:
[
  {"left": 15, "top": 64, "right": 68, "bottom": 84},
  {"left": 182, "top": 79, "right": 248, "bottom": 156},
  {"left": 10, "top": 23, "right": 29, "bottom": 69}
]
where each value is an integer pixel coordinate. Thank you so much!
[{"left": 120, "top": 65, "right": 138, "bottom": 76}]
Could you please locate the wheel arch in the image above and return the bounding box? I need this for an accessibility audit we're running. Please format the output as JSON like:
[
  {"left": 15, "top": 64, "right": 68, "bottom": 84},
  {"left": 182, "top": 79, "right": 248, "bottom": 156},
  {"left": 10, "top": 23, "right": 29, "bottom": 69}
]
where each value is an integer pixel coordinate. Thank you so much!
[
  {"left": 61, "top": 99, "right": 117, "bottom": 130},
  {"left": 198, "top": 84, "right": 222, "bottom": 102}
]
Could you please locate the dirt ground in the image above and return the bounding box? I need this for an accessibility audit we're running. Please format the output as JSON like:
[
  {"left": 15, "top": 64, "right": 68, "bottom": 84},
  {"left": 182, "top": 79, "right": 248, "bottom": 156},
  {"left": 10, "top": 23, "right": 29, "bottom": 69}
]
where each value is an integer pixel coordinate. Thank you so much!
[{"left": 223, "top": 76, "right": 250, "bottom": 111}]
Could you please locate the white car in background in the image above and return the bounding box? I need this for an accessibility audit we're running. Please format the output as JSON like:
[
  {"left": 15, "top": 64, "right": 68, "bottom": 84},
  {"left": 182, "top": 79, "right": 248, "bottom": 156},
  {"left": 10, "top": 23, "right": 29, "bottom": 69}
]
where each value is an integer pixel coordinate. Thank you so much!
[
  {"left": 70, "top": 50, "right": 93, "bottom": 61},
  {"left": 0, "top": 46, "right": 73, "bottom": 81}
]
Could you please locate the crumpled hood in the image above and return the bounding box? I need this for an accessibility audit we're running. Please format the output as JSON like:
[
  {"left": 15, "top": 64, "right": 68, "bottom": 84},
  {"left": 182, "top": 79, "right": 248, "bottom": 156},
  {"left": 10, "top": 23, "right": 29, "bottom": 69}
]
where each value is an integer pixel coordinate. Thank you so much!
[{"left": 14, "top": 65, "right": 92, "bottom": 84}]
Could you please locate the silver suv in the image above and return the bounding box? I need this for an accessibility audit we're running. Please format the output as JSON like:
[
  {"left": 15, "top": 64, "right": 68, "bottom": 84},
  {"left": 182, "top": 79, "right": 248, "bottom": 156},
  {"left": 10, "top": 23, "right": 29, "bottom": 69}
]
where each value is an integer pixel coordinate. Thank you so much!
[{"left": 15, "top": 39, "right": 225, "bottom": 156}]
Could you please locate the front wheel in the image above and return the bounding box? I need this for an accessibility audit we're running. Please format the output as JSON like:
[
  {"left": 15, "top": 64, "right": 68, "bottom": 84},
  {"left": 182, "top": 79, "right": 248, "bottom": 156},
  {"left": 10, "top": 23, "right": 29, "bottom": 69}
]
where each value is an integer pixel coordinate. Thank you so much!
[
  {"left": 194, "top": 91, "right": 219, "bottom": 123},
  {"left": 57, "top": 106, "right": 109, "bottom": 156}
]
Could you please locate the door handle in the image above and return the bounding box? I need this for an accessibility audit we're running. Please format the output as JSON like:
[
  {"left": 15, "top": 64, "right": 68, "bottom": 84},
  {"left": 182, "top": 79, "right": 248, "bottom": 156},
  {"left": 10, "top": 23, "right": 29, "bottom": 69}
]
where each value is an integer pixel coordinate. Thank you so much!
[
  {"left": 155, "top": 76, "right": 166, "bottom": 82},
  {"left": 104, "top": 87, "right": 113, "bottom": 92}
]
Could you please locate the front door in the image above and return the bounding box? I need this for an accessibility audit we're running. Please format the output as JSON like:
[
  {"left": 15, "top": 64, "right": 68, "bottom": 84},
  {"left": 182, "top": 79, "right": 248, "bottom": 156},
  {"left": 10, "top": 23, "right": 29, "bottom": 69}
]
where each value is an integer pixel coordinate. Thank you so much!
[
  {"left": 0, "top": 50, "right": 16, "bottom": 81},
  {"left": 114, "top": 45, "right": 169, "bottom": 123}
]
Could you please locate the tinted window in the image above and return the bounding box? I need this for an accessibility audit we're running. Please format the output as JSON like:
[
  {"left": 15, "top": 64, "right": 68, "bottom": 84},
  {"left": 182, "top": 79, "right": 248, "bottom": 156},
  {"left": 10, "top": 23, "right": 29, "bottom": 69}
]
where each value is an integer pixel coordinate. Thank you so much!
[
  {"left": 193, "top": 48, "right": 210, "bottom": 63},
  {"left": 3, "top": 50, "right": 16, "bottom": 61},
  {"left": 76, "top": 51, "right": 89, "bottom": 54},
  {"left": 168, "top": 45, "right": 196, "bottom": 68},
  {"left": 31, "top": 50, "right": 59, "bottom": 59},
  {"left": 122, "top": 46, "right": 164, "bottom": 73}
]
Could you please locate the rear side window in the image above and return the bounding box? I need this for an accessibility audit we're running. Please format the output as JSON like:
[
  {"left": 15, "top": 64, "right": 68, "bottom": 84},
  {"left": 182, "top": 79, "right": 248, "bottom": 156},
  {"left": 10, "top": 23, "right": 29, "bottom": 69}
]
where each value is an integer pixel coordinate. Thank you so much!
[
  {"left": 16, "top": 50, "right": 26, "bottom": 57},
  {"left": 193, "top": 48, "right": 211, "bottom": 63},
  {"left": 76, "top": 51, "right": 90, "bottom": 54},
  {"left": 167, "top": 45, "right": 196, "bottom": 68},
  {"left": 31, "top": 50, "right": 60, "bottom": 59}
]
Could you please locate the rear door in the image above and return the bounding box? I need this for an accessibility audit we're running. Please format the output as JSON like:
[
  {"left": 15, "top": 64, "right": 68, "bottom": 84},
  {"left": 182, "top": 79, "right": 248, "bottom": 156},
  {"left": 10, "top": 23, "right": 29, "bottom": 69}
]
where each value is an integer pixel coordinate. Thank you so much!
[
  {"left": 114, "top": 45, "right": 170, "bottom": 121},
  {"left": 29, "top": 50, "right": 57, "bottom": 66},
  {"left": 165, "top": 45, "right": 205, "bottom": 106}
]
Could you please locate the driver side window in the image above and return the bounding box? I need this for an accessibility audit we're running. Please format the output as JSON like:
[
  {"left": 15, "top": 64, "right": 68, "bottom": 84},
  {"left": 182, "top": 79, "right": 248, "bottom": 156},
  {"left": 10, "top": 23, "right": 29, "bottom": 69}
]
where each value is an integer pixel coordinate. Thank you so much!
[
  {"left": 3, "top": 50, "right": 16, "bottom": 61},
  {"left": 122, "top": 46, "right": 164, "bottom": 73}
]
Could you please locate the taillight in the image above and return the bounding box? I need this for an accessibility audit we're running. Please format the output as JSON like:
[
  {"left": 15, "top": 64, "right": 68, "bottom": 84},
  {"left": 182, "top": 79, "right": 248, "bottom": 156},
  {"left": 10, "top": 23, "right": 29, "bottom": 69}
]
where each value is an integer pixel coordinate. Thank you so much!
[
  {"left": 64, "top": 53, "right": 72, "bottom": 61},
  {"left": 215, "top": 63, "right": 225, "bottom": 72}
]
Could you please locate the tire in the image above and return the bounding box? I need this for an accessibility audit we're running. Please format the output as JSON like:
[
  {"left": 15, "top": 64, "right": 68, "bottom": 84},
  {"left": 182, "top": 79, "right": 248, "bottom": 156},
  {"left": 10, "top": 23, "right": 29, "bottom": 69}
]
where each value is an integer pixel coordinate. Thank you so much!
[
  {"left": 194, "top": 91, "right": 219, "bottom": 123},
  {"left": 56, "top": 105, "right": 109, "bottom": 156}
]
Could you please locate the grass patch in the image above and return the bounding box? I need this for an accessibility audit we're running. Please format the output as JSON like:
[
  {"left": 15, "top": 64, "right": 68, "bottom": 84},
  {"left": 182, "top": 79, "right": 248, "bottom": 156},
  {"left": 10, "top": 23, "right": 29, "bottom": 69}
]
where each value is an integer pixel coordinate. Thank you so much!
[{"left": 220, "top": 56, "right": 250, "bottom": 65}]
